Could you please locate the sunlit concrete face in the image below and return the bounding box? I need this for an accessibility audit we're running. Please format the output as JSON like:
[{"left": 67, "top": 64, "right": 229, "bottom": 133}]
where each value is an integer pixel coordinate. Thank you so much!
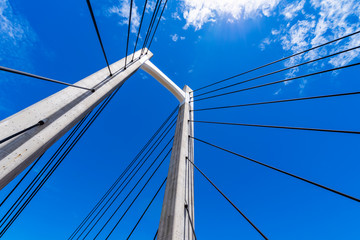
[{"left": 0, "top": 49, "right": 153, "bottom": 190}]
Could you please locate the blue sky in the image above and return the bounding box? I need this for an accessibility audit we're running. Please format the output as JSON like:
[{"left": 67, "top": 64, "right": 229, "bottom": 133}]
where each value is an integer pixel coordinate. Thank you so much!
[{"left": 1, "top": 0, "right": 360, "bottom": 239}]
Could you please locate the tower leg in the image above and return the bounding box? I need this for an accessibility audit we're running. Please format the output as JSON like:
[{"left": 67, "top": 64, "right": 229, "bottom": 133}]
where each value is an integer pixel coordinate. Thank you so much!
[
  {"left": 158, "top": 85, "right": 195, "bottom": 240},
  {"left": 0, "top": 50, "right": 153, "bottom": 190}
]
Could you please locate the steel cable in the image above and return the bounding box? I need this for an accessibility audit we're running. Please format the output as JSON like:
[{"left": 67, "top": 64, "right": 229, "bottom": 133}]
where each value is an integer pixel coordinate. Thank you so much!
[
  {"left": 194, "top": 45, "right": 360, "bottom": 98},
  {"left": 192, "top": 62, "right": 360, "bottom": 102},
  {"left": 191, "top": 120, "right": 360, "bottom": 135},
  {"left": 131, "top": 0, "right": 148, "bottom": 61},
  {"left": 187, "top": 157, "right": 269, "bottom": 240},
  {"left": 86, "top": 0, "right": 112, "bottom": 75},
  {"left": 146, "top": 0, "right": 169, "bottom": 54},
  {"left": 102, "top": 151, "right": 172, "bottom": 240},
  {"left": 191, "top": 136, "right": 360, "bottom": 203},
  {"left": 76, "top": 120, "right": 176, "bottom": 239},
  {"left": 191, "top": 91, "right": 360, "bottom": 112},
  {"left": 125, "top": 177, "right": 167, "bottom": 240},
  {"left": 191, "top": 30, "right": 360, "bottom": 93},
  {"left": 68, "top": 106, "right": 178, "bottom": 239}
]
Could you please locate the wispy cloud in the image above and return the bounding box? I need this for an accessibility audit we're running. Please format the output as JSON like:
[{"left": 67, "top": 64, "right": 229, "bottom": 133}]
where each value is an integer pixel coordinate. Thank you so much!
[
  {"left": 274, "top": 0, "right": 360, "bottom": 69},
  {"left": 0, "top": 0, "right": 37, "bottom": 67},
  {"left": 108, "top": 0, "right": 141, "bottom": 34},
  {"left": 170, "top": 33, "right": 185, "bottom": 42},
  {"left": 179, "top": 0, "right": 280, "bottom": 30},
  {"left": 280, "top": 0, "right": 305, "bottom": 20},
  {"left": 146, "top": 0, "right": 157, "bottom": 13},
  {"left": 0, "top": 0, "right": 37, "bottom": 115},
  {"left": 255, "top": 0, "right": 360, "bottom": 95},
  {"left": 177, "top": 0, "right": 360, "bottom": 71},
  {"left": 170, "top": 33, "right": 179, "bottom": 42},
  {"left": 259, "top": 37, "right": 272, "bottom": 51},
  {"left": 139, "top": 71, "right": 148, "bottom": 80},
  {"left": 171, "top": 12, "right": 181, "bottom": 20}
]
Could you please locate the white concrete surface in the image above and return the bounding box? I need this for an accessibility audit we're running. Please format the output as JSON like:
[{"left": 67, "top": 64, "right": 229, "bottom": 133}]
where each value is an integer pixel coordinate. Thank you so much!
[
  {"left": 140, "top": 60, "right": 185, "bottom": 103},
  {"left": 0, "top": 49, "right": 153, "bottom": 190},
  {"left": 158, "top": 86, "right": 195, "bottom": 240}
]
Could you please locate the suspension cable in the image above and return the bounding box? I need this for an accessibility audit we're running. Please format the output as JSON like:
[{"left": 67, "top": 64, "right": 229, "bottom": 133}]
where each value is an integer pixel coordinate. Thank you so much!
[
  {"left": 153, "top": 230, "right": 158, "bottom": 240},
  {"left": 191, "top": 30, "right": 360, "bottom": 93},
  {"left": 76, "top": 117, "right": 176, "bottom": 238},
  {"left": 142, "top": 0, "right": 162, "bottom": 54},
  {"left": 125, "top": 178, "right": 167, "bottom": 240},
  {"left": 0, "top": 116, "right": 89, "bottom": 227},
  {"left": 141, "top": 0, "right": 161, "bottom": 55},
  {"left": 0, "top": 115, "right": 89, "bottom": 236},
  {"left": 194, "top": 45, "right": 360, "bottom": 98},
  {"left": 0, "top": 66, "right": 95, "bottom": 92},
  {"left": 191, "top": 91, "right": 360, "bottom": 112},
  {"left": 146, "top": 0, "right": 169, "bottom": 54},
  {"left": 0, "top": 84, "right": 124, "bottom": 237},
  {"left": 184, "top": 203, "right": 197, "bottom": 240},
  {"left": 96, "top": 148, "right": 173, "bottom": 239},
  {"left": 186, "top": 157, "right": 269, "bottom": 240},
  {"left": 192, "top": 62, "right": 360, "bottom": 102},
  {"left": 86, "top": 0, "right": 112, "bottom": 75},
  {"left": 191, "top": 136, "right": 360, "bottom": 203},
  {"left": 76, "top": 120, "right": 176, "bottom": 239},
  {"left": 131, "top": 0, "right": 148, "bottom": 61},
  {"left": 0, "top": 120, "right": 45, "bottom": 144},
  {"left": 191, "top": 120, "right": 360, "bottom": 135},
  {"left": 68, "top": 106, "right": 178, "bottom": 239},
  {"left": 124, "top": 0, "right": 134, "bottom": 69},
  {"left": 80, "top": 138, "right": 173, "bottom": 239},
  {"left": 0, "top": 154, "right": 43, "bottom": 208}
]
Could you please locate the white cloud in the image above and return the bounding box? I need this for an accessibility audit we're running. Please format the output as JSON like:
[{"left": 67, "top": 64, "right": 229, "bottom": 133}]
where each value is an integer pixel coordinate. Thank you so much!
[
  {"left": 180, "top": 0, "right": 280, "bottom": 30},
  {"left": 274, "top": 88, "right": 282, "bottom": 95},
  {"left": 0, "top": 0, "right": 37, "bottom": 70},
  {"left": 108, "top": 0, "right": 141, "bottom": 34},
  {"left": 139, "top": 72, "right": 148, "bottom": 80},
  {"left": 170, "top": 33, "right": 179, "bottom": 42},
  {"left": 280, "top": 20, "right": 316, "bottom": 52},
  {"left": 271, "top": 29, "right": 280, "bottom": 35},
  {"left": 227, "top": 18, "right": 234, "bottom": 23},
  {"left": 146, "top": 0, "right": 157, "bottom": 13},
  {"left": 0, "top": 0, "right": 37, "bottom": 113},
  {"left": 170, "top": 34, "right": 185, "bottom": 42},
  {"left": 281, "top": 0, "right": 306, "bottom": 20},
  {"left": 172, "top": 12, "right": 181, "bottom": 20},
  {"left": 259, "top": 37, "right": 272, "bottom": 51},
  {"left": 264, "top": 0, "right": 360, "bottom": 92},
  {"left": 272, "top": 0, "right": 360, "bottom": 69}
]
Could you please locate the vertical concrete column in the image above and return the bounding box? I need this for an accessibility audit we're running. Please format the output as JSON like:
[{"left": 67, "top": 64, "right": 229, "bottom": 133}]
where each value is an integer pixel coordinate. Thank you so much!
[
  {"left": 187, "top": 88, "right": 195, "bottom": 238},
  {"left": 158, "top": 85, "right": 195, "bottom": 240}
]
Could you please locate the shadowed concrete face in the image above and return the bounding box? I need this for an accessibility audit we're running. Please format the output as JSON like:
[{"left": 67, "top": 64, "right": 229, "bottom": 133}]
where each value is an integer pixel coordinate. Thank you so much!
[
  {"left": 158, "top": 86, "right": 195, "bottom": 240},
  {"left": 0, "top": 52, "right": 195, "bottom": 239}
]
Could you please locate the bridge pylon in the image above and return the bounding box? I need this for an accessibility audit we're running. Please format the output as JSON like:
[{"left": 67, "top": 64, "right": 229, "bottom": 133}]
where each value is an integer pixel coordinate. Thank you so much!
[{"left": 157, "top": 86, "right": 195, "bottom": 240}]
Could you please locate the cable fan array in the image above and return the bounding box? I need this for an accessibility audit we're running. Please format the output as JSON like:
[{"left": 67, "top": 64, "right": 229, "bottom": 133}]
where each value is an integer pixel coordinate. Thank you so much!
[{"left": 0, "top": 0, "right": 169, "bottom": 238}]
